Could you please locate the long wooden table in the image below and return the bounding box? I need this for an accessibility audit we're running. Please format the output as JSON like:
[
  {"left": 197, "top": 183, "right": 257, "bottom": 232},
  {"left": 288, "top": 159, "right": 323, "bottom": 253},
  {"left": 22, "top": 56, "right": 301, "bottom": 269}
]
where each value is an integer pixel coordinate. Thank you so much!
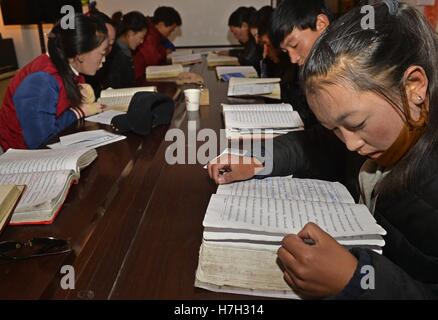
[{"left": 0, "top": 59, "right": 264, "bottom": 299}]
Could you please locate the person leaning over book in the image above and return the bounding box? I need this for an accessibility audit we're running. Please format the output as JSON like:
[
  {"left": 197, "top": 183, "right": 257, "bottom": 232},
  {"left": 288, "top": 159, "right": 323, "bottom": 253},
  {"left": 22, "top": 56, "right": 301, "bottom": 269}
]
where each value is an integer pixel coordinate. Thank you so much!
[
  {"left": 103, "top": 11, "right": 147, "bottom": 89},
  {"left": 226, "top": 7, "right": 263, "bottom": 76},
  {"left": 133, "top": 6, "right": 182, "bottom": 84},
  {"left": 255, "top": 5, "right": 303, "bottom": 121},
  {"left": 84, "top": 2, "right": 117, "bottom": 97},
  {"left": 209, "top": 1, "right": 438, "bottom": 299},
  {"left": 220, "top": 0, "right": 365, "bottom": 195},
  {"left": 0, "top": 14, "right": 108, "bottom": 151}
]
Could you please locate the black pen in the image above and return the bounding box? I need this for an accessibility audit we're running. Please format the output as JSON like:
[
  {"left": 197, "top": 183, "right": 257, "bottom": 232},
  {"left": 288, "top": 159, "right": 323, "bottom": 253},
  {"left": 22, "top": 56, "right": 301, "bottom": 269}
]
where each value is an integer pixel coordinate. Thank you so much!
[{"left": 303, "top": 238, "right": 316, "bottom": 246}]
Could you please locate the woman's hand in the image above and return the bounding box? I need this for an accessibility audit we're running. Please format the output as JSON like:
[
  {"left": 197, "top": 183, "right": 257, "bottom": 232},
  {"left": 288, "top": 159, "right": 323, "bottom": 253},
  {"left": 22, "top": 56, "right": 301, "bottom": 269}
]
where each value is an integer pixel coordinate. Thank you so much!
[
  {"left": 207, "top": 154, "right": 264, "bottom": 185},
  {"left": 277, "top": 223, "right": 358, "bottom": 299},
  {"left": 79, "top": 83, "right": 96, "bottom": 104},
  {"left": 79, "top": 102, "right": 106, "bottom": 117}
]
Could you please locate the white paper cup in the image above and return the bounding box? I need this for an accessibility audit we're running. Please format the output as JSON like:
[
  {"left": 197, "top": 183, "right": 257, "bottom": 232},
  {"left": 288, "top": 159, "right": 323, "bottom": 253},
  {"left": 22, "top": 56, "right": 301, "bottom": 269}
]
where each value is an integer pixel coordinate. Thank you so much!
[{"left": 184, "top": 89, "right": 201, "bottom": 112}]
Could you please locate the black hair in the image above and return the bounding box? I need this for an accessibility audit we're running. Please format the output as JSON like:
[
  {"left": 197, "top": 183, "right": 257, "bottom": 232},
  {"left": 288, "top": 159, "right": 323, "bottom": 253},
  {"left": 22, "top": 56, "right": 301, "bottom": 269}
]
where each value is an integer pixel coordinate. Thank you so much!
[
  {"left": 112, "top": 11, "right": 148, "bottom": 38},
  {"left": 248, "top": 7, "right": 261, "bottom": 29},
  {"left": 48, "top": 14, "right": 107, "bottom": 108},
  {"left": 257, "top": 6, "right": 274, "bottom": 37},
  {"left": 88, "top": 1, "right": 115, "bottom": 27},
  {"left": 152, "top": 6, "right": 182, "bottom": 27},
  {"left": 270, "top": 0, "right": 332, "bottom": 47},
  {"left": 301, "top": 2, "right": 438, "bottom": 193},
  {"left": 228, "top": 6, "right": 257, "bottom": 27}
]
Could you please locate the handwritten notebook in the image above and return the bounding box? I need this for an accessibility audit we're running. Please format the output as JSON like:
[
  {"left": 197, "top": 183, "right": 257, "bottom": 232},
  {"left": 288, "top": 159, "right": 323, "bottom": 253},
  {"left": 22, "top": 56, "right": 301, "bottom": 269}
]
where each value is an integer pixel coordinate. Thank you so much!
[
  {"left": 0, "top": 184, "right": 25, "bottom": 233},
  {"left": 195, "top": 176, "right": 386, "bottom": 299},
  {"left": 0, "top": 148, "right": 97, "bottom": 225},
  {"left": 97, "top": 86, "right": 157, "bottom": 112},
  {"left": 222, "top": 103, "right": 304, "bottom": 139},
  {"left": 228, "top": 77, "right": 281, "bottom": 100}
]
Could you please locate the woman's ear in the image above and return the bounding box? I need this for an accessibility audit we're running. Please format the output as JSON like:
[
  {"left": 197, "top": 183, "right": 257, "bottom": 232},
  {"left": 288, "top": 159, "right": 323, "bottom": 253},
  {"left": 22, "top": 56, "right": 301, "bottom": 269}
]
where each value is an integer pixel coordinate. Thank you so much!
[
  {"left": 316, "top": 14, "right": 330, "bottom": 33},
  {"left": 241, "top": 22, "right": 249, "bottom": 31},
  {"left": 404, "top": 65, "right": 428, "bottom": 107}
]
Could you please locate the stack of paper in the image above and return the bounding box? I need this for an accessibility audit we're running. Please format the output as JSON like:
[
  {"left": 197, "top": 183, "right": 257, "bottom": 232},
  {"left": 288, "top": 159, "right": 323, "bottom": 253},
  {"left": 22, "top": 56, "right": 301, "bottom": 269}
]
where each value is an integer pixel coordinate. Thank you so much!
[
  {"left": 146, "top": 64, "right": 184, "bottom": 80},
  {"left": 86, "top": 110, "right": 125, "bottom": 125},
  {"left": 206, "top": 53, "right": 239, "bottom": 67},
  {"left": 216, "top": 66, "right": 258, "bottom": 81},
  {"left": 47, "top": 129, "right": 126, "bottom": 150},
  {"left": 222, "top": 103, "right": 304, "bottom": 139},
  {"left": 228, "top": 77, "right": 281, "bottom": 100},
  {"left": 195, "top": 176, "right": 387, "bottom": 299}
]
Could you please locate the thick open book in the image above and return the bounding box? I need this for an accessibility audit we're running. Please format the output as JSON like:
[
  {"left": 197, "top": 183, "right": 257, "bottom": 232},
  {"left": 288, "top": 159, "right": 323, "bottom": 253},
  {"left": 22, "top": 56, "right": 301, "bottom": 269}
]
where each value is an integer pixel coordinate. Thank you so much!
[
  {"left": 0, "top": 148, "right": 97, "bottom": 225},
  {"left": 206, "top": 53, "right": 239, "bottom": 67},
  {"left": 228, "top": 77, "right": 281, "bottom": 100},
  {"left": 216, "top": 66, "right": 258, "bottom": 81},
  {"left": 146, "top": 64, "right": 184, "bottom": 80},
  {"left": 0, "top": 184, "right": 25, "bottom": 233},
  {"left": 167, "top": 48, "right": 193, "bottom": 60},
  {"left": 97, "top": 86, "right": 157, "bottom": 112},
  {"left": 171, "top": 53, "right": 202, "bottom": 65},
  {"left": 222, "top": 103, "right": 304, "bottom": 139},
  {"left": 195, "top": 176, "right": 386, "bottom": 298}
]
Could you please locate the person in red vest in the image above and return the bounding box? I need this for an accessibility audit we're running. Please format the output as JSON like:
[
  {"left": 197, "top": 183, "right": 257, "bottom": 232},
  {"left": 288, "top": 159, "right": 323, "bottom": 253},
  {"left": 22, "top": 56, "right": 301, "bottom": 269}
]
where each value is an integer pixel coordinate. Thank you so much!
[
  {"left": 133, "top": 6, "right": 182, "bottom": 83},
  {"left": 0, "top": 14, "right": 108, "bottom": 152}
]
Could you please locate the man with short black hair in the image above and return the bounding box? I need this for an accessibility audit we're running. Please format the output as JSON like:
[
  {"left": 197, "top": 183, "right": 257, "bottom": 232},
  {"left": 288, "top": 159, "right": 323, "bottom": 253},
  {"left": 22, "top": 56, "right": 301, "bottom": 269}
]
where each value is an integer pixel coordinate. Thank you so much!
[
  {"left": 208, "top": 0, "right": 364, "bottom": 201},
  {"left": 271, "top": 0, "right": 332, "bottom": 66},
  {"left": 134, "top": 6, "right": 182, "bottom": 83}
]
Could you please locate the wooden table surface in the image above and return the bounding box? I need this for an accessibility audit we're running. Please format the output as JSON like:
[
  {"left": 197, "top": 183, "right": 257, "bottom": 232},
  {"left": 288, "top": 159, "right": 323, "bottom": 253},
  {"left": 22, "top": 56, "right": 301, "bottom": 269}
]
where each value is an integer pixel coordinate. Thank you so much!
[{"left": 0, "top": 59, "right": 266, "bottom": 300}]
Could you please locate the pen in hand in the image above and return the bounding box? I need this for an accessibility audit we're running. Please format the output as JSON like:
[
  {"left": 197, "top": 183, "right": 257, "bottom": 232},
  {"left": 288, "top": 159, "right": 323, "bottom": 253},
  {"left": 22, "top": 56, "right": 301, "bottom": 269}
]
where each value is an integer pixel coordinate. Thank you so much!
[{"left": 303, "top": 238, "right": 316, "bottom": 246}]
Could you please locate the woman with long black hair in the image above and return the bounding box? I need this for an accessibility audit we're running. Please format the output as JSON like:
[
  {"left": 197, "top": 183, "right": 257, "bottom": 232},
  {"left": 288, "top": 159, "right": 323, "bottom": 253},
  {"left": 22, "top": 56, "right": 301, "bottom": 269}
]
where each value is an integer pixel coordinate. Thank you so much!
[{"left": 0, "top": 14, "right": 108, "bottom": 151}]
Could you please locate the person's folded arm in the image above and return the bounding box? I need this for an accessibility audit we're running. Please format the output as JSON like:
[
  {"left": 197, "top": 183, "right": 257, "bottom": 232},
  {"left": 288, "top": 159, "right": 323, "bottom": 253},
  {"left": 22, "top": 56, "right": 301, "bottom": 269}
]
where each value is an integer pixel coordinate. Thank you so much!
[{"left": 13, "top": 72, "right": 78, "bottom": 149}]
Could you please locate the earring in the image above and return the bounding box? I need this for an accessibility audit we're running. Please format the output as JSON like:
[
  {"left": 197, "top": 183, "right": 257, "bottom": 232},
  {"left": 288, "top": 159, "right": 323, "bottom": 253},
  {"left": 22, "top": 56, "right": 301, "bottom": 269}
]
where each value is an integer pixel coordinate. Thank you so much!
[{"left": 417, "top": 96, "right": 423, "bottom": 102}]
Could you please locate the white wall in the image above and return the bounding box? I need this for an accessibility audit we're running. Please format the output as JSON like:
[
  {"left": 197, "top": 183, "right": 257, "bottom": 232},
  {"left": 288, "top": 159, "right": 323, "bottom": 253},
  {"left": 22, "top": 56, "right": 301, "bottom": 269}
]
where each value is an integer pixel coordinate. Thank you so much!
[
  {"left": 97, "top": 0, "right": 271, "bottom": 47},
  {"left": 0, "top": 0, "right": 430, "bottom": 68}
]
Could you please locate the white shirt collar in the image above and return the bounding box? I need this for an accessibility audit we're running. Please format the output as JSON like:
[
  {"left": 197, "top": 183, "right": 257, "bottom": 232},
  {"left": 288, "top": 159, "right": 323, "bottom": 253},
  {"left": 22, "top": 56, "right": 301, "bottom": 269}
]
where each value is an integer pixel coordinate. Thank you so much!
[
  {"left": 46, "top": 52, "right": 80, "bottom": 76},
  {"left": 69, "top": 64, "right": 80, "bottom": 76}
]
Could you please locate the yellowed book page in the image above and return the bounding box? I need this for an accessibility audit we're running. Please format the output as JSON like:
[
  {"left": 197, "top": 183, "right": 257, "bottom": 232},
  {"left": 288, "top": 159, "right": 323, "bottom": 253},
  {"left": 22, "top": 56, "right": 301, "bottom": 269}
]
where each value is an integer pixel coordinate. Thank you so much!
[
  {"left": 146, "top": 64, "right": 184, "bottom": 79},
  {"left": 0, "top": 185, "right": 24, "bottom": 231},
  {"left": 196, "top": 242, "right": 293, "bottom": 292}
]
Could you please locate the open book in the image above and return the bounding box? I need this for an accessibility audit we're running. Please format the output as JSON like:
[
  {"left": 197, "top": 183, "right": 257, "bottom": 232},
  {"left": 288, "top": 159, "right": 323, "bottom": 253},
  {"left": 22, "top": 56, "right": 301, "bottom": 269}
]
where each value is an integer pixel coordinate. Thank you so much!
[
  {"left": 206, "top": 53, "right": 239, "bottom": 67},
  {"left": 146, "top": 64, "right": 184, "bottom": 80},
  {"left": 222, "top": 103, "right": 304, "bottom": 139},
  {"left": 216, "top": 66, "right": 258, "bottom": 81},
  {"left": 167, "top": 48, "right": 193, "bottom": 60},
  {"left": 195, "top": 176, "right": 386, "bottom": 298},
  {"left": 228, "top": 77, "right": 281, "bottom": 100},
  {"left": 171, "top": 53, "right": 202, "bottom": 65},
  {"left": 0, "top": 185, "right": 25, "bottom": 233},
  {"left": 97, "top": 86, "right": 157, "bottom": 112},
  {"left": 0, "top": 148, "right": 97, "bottom": 225}
]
